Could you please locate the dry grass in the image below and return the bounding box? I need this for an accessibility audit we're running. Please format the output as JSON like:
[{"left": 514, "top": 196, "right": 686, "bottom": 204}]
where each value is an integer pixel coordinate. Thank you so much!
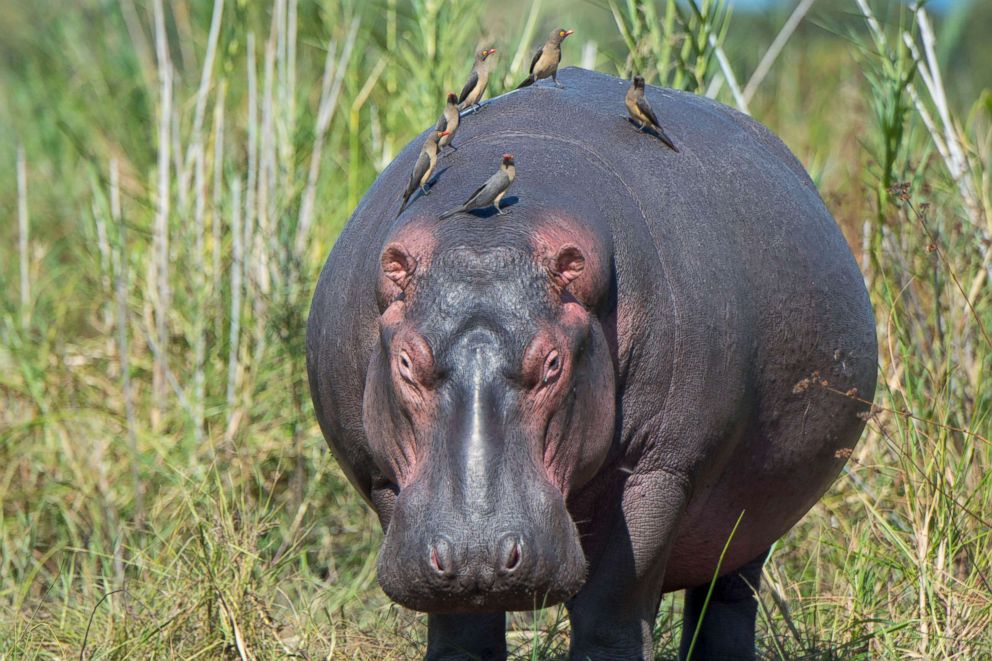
[{"left": 1, "top": 0, "right": 990, "bottom": 658}]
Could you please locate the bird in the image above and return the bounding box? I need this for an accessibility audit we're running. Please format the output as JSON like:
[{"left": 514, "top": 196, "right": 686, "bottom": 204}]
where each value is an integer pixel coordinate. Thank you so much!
[
  {"left": 625, "top": 75, "right": 679, "bottom": 153},
  {"left": 398, "top": 129, "right": 450, "bottom": 215},
  {"left": 516, "top": 28, "right": 574, "bottom": 89},
  {"left": 436, "top": 92, "right": 460, "bottom": 156},
  {"left": 457, "top": 48, "right": 497, "bottom": 113},
  {"left": 439, "top": 154, "right": 516, "bottom": 219}
]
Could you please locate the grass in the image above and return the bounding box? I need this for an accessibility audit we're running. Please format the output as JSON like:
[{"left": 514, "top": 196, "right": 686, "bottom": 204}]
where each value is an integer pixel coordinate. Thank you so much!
[{"left": 1, "top": 0, "right": 990, "bottom": 658}]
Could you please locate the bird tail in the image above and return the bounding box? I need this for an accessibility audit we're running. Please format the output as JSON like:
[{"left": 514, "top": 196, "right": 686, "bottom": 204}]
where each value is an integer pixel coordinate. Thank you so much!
[
  {"left": 439, "top": 207, "right": 462, "bottom": 220},
  {"left": 658, "top": 130, "right": 679, "bottom": 153},
  {"left": 397, "top": 193, "right": 411, "bottom": 217},
  {"left": 515, "top": 76, "right": 535, "bottom": 90}
]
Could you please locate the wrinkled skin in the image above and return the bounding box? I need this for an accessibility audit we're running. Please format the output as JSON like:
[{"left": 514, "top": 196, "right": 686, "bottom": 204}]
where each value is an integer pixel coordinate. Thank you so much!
[{"left": 307, "top": 68, "right": 877, "bottom": 660}]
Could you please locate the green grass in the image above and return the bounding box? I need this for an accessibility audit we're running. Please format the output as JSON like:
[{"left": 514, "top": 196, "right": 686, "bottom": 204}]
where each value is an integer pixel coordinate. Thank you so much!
[{"left": 1, "top": 0, "right": 990, "bottom": 658}]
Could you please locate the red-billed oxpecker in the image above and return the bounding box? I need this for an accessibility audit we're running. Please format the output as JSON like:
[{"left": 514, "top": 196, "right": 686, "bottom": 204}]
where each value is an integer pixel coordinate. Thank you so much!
[
  {"left": 439, "top": 154, "right": 516, "bottom": 219},
  {"left": 436, "top": 93, "right": 460, "bottom": 157},
  {"left": 458, "top": 48, "right": 497, "bottom": 113},
  {"left": 398, "top": 129, "right": 450, "bottom": 216},
  {"left": 516, "top": 28, "right": 574, "bottom": 89},
  {"left": 625, "top": 75, "right": 679, "bottom": 153}
]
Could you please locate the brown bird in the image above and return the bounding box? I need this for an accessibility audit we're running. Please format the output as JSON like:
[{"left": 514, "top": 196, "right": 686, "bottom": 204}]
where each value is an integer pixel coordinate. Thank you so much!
[
  {"left": 625, "top": 75, "right": 679, "bottom": 153},
  {"left": 457, "top": 48, "right": 497, "bottom": 113},
  {"left": 398, "top": 129, "right": 450, "bottom": 215},
  {"left": 440, "top": 154, "right": 516, "bottom": 219},
  {"left": 436, "top": 92, "right": 460, "bottom": 156},
  {"left": 516, "top": 28, "right": 574, "bottom": 89}
]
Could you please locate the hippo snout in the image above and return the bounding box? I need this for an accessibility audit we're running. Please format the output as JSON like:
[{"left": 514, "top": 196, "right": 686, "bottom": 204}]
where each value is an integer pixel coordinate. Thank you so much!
[{"left": 376, "top": 480, "right": 587, "bottom": 613}]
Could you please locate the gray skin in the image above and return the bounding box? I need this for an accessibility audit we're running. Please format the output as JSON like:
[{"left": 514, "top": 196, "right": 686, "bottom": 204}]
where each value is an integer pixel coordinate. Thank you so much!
[{"left": 307, "top": 68, "right": 877, "bottom": 660}]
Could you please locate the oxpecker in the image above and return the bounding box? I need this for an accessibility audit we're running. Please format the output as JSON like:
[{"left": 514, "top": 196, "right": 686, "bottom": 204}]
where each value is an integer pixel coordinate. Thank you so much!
[
  {"left": 458, "top": 48, "right": 497, "bottom": 113},
  {"left": 436, "top": 92, "right": 461, "bottom": 156},
  {"left": 516, "top": 28, "right": 574, "bottom": 89},
  {"left": 625, "top": 75, "right": 679, "bottom": 153},
  {"left": 398, "top": 129, "right": 450, "bottom": 215},
  {"left": 439, "top": 154, "right": 516, "bottom": 219}
]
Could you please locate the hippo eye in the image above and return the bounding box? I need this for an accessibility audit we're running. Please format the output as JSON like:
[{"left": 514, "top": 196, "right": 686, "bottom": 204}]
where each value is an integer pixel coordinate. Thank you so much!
[
  {"left": 398, "top": 350, "right": 416, "bottom": 384},
  {"left": 542, "top": 350, "right": 562, "bottom": 385}
]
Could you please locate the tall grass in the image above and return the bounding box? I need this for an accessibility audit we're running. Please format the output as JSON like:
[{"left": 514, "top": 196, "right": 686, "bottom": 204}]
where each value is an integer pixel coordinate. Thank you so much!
[{"left": 0, "top": 0, "right": 990, "bottom": 658}]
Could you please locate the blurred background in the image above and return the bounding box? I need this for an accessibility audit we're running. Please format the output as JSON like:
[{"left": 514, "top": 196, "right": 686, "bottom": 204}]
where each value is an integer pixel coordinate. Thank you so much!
[{"left": 1, "top": 0, "right": 990, "bottom": 658}]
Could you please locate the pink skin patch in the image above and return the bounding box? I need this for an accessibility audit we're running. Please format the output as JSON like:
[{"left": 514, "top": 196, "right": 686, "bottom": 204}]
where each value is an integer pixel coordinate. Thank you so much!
[
  {"left": 367, "top": 217, "right": 441, "bottom": 488},
  {"left": 528, "top": 212, "right": 611, "bottom": 308},
  {"left": 376, "top": 219, "right": 439, "bottom": 309}
]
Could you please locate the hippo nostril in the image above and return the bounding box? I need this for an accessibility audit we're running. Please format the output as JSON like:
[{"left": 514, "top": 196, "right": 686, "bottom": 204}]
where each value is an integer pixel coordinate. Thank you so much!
[
  {"left": 429, "top": 537, "right": 455, "bottom": 578},
  {"left": 498, "top": 533, "right": 523, "bottom": 573}
]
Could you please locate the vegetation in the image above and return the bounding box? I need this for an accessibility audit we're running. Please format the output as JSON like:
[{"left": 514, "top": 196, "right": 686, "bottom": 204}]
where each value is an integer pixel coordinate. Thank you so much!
[{"left": 1, "top": 0, "right": 990, "bottom": 658}]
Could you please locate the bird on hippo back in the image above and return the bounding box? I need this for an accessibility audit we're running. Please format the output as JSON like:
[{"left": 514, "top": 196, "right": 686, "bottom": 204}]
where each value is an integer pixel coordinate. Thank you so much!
[{"left": 306, "top": 67, "right": 877, "bottom": 660}]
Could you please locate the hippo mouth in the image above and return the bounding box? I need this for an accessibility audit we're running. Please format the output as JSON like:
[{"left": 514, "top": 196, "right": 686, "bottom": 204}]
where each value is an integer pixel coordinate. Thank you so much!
[{"left": 375, "top": 478, "right": 588, "bottom": 613}]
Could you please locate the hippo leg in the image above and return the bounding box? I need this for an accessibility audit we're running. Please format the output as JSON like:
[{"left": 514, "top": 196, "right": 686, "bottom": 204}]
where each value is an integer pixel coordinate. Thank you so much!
[
  {"left": 567, "top": 469, "right": 691, "bottom": 660},
  {"left": 678, "top": 549, "right": 768, "bottom": 661},
  {"left": 426, "top": 612, "right": 506, "bottom": 661}
]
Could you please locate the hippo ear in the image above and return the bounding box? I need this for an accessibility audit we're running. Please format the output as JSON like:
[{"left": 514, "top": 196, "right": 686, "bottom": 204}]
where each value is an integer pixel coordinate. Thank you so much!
[
  {"left": 381, "top": 242, "right": 418, "bottom": 291},
  {"left": 547, "top": 244, "right": 585, "bottom": 291}
]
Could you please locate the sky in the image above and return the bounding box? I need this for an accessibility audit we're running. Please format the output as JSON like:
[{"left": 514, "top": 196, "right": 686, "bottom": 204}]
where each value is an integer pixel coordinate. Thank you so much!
[{"left": 730, "top": 0, "right": 964, "bottom": 11}]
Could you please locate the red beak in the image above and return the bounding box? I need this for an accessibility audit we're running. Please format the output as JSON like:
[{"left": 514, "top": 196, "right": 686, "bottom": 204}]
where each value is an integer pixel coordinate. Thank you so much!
[
  {"left": 488, "top": 48, "right": 497, "bottom": 55},
  {"left": 564, "top": 30, "right": 575, "bottom": 37}
]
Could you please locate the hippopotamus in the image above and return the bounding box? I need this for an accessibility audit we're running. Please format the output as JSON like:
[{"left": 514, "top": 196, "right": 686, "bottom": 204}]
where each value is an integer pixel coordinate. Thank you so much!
[{"left": 306, "top": 67, "right": 877, "bottom": 660}]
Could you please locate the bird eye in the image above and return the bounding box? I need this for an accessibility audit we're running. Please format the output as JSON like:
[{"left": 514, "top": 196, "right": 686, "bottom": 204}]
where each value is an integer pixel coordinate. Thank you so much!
[
  {"left": 559, "top": 31, "right": 565, "bottom": 36},
  {"left": 398, "top": 350, "right": 415, "bottom": 384}
]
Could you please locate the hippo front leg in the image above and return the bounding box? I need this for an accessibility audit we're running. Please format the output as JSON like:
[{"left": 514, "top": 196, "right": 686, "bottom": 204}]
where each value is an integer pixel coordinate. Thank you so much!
[
  {"left": 567, "top": 467, "right": 691, "bottom": 660},
  {"left": 426, "top": 612, "right": 506, "bottom": 661}
]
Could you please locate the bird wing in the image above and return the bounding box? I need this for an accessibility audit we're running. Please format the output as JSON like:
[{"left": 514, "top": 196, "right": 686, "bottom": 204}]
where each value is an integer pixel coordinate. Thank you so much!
[
  {"left": 405, "top": 151, "right": 431, "bottom": 196},
  {"left": 636, "top": 95, "right": 661, "bottom": 128},
  {"left": 528, "top": 46, "right": 544, "bottom": 74},
  {"left": 462, "top": 179, "right": 492, "bottom": 208},
  {"left": 457, "top": 70, "right": 479, "bottom": 104},
  {"left": 435, "top": 113, "right": 448, "bottom": 132}
]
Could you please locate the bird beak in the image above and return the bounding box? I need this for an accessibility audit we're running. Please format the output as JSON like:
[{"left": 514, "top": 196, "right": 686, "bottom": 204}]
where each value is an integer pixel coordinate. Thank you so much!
[
  {"left": 440, "top": 130, "right": 451, "bottom": 137},
  {"left": 488, "top": 49, "right": 497, "bottom": 55},
  {"left": 563, "top": 30, "right": 575, "bottom": 37}
]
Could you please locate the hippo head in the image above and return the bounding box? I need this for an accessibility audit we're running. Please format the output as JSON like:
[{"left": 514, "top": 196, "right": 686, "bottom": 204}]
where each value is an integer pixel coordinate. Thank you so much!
[{"left": 362, "top": 217, "right": 615, "bottom": 613}]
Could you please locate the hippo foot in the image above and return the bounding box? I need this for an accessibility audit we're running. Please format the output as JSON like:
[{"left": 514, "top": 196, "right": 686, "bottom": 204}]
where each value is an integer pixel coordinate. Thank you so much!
[{"left": 567, "top": 622, "right": 653, "bottom": 661}]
